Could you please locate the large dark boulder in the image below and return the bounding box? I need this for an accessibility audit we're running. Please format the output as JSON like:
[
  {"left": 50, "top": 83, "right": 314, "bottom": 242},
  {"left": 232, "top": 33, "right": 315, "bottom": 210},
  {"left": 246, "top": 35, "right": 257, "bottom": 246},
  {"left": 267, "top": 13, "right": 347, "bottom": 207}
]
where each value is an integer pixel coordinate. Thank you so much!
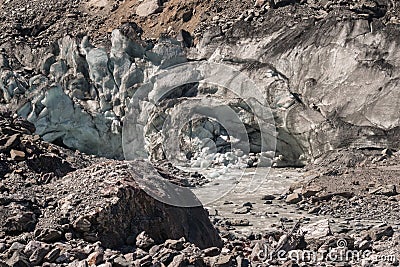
[{"left": 34, "top": 160, "right": 223, "bottom": 249}]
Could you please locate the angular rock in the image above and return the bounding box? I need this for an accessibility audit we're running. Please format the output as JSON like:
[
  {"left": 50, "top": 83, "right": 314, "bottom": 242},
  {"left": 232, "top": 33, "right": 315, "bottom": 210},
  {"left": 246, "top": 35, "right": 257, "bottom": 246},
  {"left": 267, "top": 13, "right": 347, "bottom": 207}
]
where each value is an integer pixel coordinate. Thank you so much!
[
  {"left": 233, "top": 207, "right": 251, "bottom": 214},
  {"left": 154, "top": 248, "right": 178, "bottom": 265},
  {"left": 36, "top": 161, "right": 222, "bottom": 249},
  {"left": 136, "top": 0, "right": 161, "bottom": 17},
  {"left": 300, "top": 219, "right": 332, "bottom": 243},
  {"left": 301, "top": 186, "right": 323, "bottom": 198},
  {"left": 87, "top": 251, "right": 104, "bottom": 266},
  {"left": 214, "top": 254, "right": 234, "bottom": 267},
  {"left": 0, "top": 243, "right": 6, "bottom": 253},
  {"left": 382, "top": 148, "right": 393, "bottom": 156},
  {"left": 0, "top": 134, "right": 20, "bottom": 151},
  {"left": 136, "top": 232, "right": 155, "bottom": 250},
  {"left": 229, "top": 219, "right": 250, "bottom": 226},
  {"left": 44, "top": 248, "right": 61, "bottom": 263},
  {"left": 370, "top": 185, "right": 398, "bottom": 197},
  {"left": 203, "top": 247, "right": 220, "bottom": 257},
  {"left": 113, "top": 256, "right": 130, "bottom": 267},
  {"left": 261, "top": 194, "right": 276, "bottom": 201},
  {"left": 242, "top": 202, "right": 253, "bottom": 208},
  {"left": 6, "top": 251, "right": 31, "bottom": 267},
  {"left": 357, "top": 240, "right": 372, "bottom": 251},
  {"left": 10, "top": 149, "right": 25, "bottom": 160},
  {"left": 73, "top": 217, "right": 92, "bottom": 233},
  {"left": 285, "top": 193, "right": 302, "bottom": 204},
  {"left": 168, "top": 254, "right": 188, "bottom": 267},
  {"left": 29, "top": 245, "right": 51, "bottom": 265},
  {"left": 9, "top": 242, "right": 26, "bottom": 252},
  {"left": 254, "top": 0, "right": 267, "bottom": 8},
  {"left": 134, "top": 254, "right": 152, "bottom": 266},
  {"left": 272, "top": 0, "right": 299, "bottom": 8},
  {"left": 307, "top": 206, "right": 320, "bottom": 214},
  {"left": 369, "top": 225, "right": 394, "bottom": 241},
  {"left": 24, "top": 241, "right": 44, "bottom": 257},
  {"left": 4, "top": 211, "right": 37, "bottom": 234},
  {"left": 164, "top": 238, "right": 185, "bottom": 251},
  {"left": 35, "top": 228, "right": 62, "bottom": 242}
]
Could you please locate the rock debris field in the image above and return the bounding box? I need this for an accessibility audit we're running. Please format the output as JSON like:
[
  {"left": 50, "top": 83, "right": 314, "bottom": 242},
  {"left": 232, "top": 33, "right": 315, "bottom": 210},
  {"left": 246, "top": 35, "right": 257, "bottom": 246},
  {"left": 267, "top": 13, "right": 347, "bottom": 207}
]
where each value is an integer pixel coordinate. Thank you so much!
[{"left": 1, "top": 0, "right": 400, "bottom": 266}]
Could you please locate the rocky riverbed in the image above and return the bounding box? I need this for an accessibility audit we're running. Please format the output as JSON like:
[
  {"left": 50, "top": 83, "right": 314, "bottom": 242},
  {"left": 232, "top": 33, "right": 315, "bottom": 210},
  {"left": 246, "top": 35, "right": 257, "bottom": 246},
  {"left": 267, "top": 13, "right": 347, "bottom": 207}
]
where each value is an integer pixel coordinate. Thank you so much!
[
  {"left": 1, "top": 112, "right": 399, "bottom": 266},
  {"left": 1, "top": 0, "right": 400, "bottom": 266}
]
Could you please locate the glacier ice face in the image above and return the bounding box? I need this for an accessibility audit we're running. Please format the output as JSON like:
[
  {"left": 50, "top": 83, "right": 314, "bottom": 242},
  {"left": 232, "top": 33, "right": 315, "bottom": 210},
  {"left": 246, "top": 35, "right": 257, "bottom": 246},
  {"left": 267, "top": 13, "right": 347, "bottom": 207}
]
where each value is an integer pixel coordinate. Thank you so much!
[{"left": 2, "top": 18, "right": 400, "bottom": 166}]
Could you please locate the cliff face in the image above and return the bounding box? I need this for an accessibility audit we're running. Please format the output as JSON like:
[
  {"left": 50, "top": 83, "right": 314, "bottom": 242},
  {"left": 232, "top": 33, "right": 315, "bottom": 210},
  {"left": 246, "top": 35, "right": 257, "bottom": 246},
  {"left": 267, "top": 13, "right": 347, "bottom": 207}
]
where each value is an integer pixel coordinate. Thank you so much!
[{"left": 1, "top": 1, "right": 400, "bottom": 166}]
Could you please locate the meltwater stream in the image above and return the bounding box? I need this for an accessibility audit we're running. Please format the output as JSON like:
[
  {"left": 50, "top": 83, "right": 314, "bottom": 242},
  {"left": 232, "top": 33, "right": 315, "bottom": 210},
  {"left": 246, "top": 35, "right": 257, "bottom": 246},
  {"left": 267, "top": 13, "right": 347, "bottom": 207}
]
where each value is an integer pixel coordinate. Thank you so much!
[
  {"left": 177, "top": 166, "right": 313, "bottom": 234},
  {"left": 181, "top": 166, "right": 396, "bottom": 237}
]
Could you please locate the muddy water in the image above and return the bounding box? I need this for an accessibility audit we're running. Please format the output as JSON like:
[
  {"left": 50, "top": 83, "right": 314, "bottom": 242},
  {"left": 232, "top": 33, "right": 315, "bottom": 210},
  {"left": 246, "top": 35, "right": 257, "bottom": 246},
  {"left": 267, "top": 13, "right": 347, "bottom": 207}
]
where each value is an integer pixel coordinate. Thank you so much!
[
  {"left": 179, "top": 167, "right": 316, "bottom": 235},
  {"left": 184, "top": 167, "right": 394, "bottom": 237}
]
